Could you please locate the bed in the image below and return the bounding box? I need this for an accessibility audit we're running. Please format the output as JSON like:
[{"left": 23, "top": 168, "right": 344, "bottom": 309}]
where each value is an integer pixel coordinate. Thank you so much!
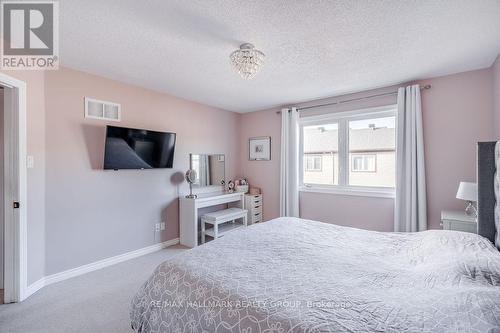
[{"left": 130, "top": 143, "right": 500, "bottom": 333}]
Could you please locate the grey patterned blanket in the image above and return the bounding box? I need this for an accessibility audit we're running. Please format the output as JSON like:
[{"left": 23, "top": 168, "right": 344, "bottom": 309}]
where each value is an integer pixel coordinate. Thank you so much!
[{"left": 131, "top": 217, "right": 500, "bottom": 332}]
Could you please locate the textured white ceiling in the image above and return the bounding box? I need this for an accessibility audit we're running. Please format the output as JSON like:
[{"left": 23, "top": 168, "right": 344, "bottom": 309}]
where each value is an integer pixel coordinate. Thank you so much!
[{"left": 60, "top": 0, "right": 500, "bottom": 113}]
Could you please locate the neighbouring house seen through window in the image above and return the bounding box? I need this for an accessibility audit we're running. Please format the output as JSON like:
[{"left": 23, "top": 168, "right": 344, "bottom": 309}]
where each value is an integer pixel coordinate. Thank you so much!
[
  {"left": 300, "top": 106, "right": 396, "bottom": 192},
  {"left": 348, "top": 116, "right": 395, "bottom": 187},
  {"left": 351, "top": 154, "right": 376, "bottom": 172},
  {"left": 302, "top": 123, "right": 338, "bottom": 185},
  {"left": 305, "top": 155, "right": 322, "bottom": 171}
]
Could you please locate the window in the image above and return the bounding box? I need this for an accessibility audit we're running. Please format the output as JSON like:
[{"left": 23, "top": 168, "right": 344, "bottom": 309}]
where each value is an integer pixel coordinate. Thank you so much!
[
  {"left": 348, "top": 116, "right": 395, "bottom": 187},
  {"left": 351, "top": 154, "right": 376, "bottom": 172},
  {"left": 300, "top": 106, "right": 396, "bottom": 196},
  {"left": 302, "top": 123, "right": 338, "bottom": 185},
  {"left": 305, "top": 155, "right": 322, "bottom": 171}
]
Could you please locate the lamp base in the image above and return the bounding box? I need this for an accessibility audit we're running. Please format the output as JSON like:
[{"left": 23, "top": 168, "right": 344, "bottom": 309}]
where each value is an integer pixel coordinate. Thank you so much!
[{"left": 464, "top": 201, "right": 477, "bottom": 218}]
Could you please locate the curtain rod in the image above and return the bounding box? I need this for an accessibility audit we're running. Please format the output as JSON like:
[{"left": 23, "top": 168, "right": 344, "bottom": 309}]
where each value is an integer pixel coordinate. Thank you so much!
[{"left": 276, "top": 85, "right": 431, "bottom": 114}]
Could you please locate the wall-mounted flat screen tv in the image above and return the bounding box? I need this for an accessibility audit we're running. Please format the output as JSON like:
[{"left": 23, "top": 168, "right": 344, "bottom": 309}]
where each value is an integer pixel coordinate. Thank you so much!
[{"left": 104, "top": 126, "right": 176, "bottom": 170}]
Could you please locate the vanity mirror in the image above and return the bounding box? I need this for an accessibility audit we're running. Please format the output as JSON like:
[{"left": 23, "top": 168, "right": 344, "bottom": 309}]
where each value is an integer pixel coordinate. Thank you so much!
[{"left": 189, "top": 154, "right": 226, "bottom": 187}]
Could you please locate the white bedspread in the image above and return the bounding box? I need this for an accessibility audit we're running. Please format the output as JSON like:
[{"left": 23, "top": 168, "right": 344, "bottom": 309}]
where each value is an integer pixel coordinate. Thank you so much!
[{"left": 130, "top": 217, "right": 500, "bottom": 332}]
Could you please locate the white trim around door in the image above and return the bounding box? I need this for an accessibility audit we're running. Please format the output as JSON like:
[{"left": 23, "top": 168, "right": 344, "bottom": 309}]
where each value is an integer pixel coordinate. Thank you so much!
[{"left": 0, "top": 72, "right": 27, "bottom": 303}]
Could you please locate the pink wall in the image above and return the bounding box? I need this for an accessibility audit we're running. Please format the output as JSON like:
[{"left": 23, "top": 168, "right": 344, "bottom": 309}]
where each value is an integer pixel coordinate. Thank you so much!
[
  {"left": 494, "top": 55, "right": 500, "bottom": 138},
  {"left": 239, "top": 108, "right": 282, "bottom": 220},
  {"left": 299, "top": 193, "right": 394, "bottom": 231},
  {"left": 44, "top": 67, "right": 241, "bottom": 275},
  {"left": 240, "top": 68, "right": 495, "bottom": 232},
  {"left": 418, "top": 68, "right": 494, "bottom": 229}
]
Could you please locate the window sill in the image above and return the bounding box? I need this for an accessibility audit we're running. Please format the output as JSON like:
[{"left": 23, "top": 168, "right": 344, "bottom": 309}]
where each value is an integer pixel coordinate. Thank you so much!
[{"left": 299, "top": 185, "right": 395, "bottom": 199}]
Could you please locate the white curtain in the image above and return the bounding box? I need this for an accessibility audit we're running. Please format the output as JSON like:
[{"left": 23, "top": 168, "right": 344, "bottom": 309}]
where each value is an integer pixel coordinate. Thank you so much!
[
  {"left": 394, "top": 85, "right": 427, "bottom": 232},
  {"left": 280, "top": 107, "right": 300, "bottom": 217}
]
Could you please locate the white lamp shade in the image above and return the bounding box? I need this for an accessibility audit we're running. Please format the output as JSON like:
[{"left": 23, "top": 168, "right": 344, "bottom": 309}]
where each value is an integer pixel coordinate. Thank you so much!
[{"left": 456, "top": 182, "right": 478, "bottom": 201}]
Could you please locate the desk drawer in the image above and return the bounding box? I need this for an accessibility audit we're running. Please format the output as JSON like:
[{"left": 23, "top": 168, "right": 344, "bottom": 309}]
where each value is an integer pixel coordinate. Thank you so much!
[
  {"left": 250, "top": 206, "right": 262, "bottom": 215},
  {"left": 248, "top": 195, "right": 262, "bottom": 205},
  {"left": 251, "top": 212, "right": 262, "bottom": 223},
  {"left": 245, "top": 194, "right": 263, "bottom": 224}
]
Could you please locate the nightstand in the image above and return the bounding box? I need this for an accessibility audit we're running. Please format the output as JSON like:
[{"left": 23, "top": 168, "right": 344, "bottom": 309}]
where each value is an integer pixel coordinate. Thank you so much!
[{"left": 440, "top": 210, "right": 477, "bottom": 234}]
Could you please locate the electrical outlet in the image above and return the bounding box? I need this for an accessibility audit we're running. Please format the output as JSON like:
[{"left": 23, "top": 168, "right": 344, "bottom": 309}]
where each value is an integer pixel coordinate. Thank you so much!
[
  {"left": 155, "top": 223, "right": 161, "bottom": 232},
  {"left": 27, "top": 155, "right": 34, "bottom": 169},
  {"left": 160, "top": 222, "right": 165, "bottom": 231}
]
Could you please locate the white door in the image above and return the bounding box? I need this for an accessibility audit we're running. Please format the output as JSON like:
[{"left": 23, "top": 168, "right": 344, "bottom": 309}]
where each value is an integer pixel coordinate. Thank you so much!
[
  {"left": 1, "top": 78, "right": 27, "bottom": 303},
  {"left": 0, "top": 72, "right": 28, "bottom": 303},
  {"left": 3, "top": 86, "right": 19, "bottom": 303}
]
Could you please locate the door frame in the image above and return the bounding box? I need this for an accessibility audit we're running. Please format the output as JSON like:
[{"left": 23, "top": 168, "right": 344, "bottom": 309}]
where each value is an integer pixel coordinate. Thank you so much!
[{"left": 0, "top": 72, "right": 27, "bottom": 303}]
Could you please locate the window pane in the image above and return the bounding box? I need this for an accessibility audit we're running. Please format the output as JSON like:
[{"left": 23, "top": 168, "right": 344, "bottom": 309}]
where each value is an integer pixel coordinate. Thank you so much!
[
  {"left": 314, "top": 157, "right": 321, "bottom": 170},
  {"left": 306, "top": 157, "right": 313, "bottom": 170},
  {"left": 305, "top": 155, "right": 322, "bottom": 171},
  {"left": 366, "top": 155, "right": 376, "bottom": 171},
  {"left": 351, "top": 154, "right": 376, "bottom": 172},
  {"left": 348, "top": 116, "right": 395, "bottom": 187},
  {"left": 352, "top": 156, "right": 362, "bottom": 171},
  {"left": 303, "top": 123, "right": 338, "bottom": 185}
]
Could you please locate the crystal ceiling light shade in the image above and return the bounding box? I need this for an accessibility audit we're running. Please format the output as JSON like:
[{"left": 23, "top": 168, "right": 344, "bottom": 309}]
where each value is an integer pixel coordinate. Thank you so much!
[{"left": 229, "top": 43, "right": 265, "bottom": 79}]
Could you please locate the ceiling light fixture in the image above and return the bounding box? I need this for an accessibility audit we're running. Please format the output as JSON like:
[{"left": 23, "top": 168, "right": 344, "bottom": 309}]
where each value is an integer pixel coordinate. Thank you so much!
[{"left": 230, "top": 43, "right": 265, "bottom": 79}]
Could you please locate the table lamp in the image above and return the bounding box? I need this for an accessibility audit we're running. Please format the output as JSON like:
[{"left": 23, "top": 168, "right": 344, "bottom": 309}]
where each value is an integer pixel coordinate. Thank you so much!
[{"left": 456, "top": 182, "right": 478, "bottom": 217}]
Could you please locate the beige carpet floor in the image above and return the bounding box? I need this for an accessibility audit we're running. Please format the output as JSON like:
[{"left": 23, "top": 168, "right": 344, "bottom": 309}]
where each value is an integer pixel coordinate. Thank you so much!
[{"left": 0, "top": 245, "right": 187, "bottom": 333}]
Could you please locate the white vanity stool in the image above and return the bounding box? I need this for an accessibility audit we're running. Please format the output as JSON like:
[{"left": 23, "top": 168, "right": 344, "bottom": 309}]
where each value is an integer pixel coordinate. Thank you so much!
[{"left": 201, "top": 208, "right": 248, "bottom": 243}]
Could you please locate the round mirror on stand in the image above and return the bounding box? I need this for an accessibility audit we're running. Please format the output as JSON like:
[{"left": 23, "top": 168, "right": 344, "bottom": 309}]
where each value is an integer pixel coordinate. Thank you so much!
[{"left": 185, "top": 169, "right": 198, "bottom": 199}]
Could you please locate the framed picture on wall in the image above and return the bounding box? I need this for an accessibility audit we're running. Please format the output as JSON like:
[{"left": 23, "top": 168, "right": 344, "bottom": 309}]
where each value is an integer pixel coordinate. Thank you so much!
[{"left": 249, "top": 136, "right": 271, "bottom": 161}]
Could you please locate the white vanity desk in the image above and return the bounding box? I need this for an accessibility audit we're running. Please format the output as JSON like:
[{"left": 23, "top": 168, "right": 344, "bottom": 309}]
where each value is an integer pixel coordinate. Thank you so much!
[{"left": 179, "top": 191, "right": 244, "bottom": 248}]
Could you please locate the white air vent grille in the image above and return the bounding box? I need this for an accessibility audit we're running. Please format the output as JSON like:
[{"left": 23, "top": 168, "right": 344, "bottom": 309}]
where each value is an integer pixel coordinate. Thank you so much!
[{"left": 84, "top": 97, "right": 121, "bottom": 122}]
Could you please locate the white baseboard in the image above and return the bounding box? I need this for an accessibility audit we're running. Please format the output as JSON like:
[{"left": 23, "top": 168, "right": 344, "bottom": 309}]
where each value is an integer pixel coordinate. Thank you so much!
[
  {"left": 25, "top": 277, "right": 45, "bottom": 298},
  {"left": 25, "top": 238, "right": 179, "bottom": 299}
]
